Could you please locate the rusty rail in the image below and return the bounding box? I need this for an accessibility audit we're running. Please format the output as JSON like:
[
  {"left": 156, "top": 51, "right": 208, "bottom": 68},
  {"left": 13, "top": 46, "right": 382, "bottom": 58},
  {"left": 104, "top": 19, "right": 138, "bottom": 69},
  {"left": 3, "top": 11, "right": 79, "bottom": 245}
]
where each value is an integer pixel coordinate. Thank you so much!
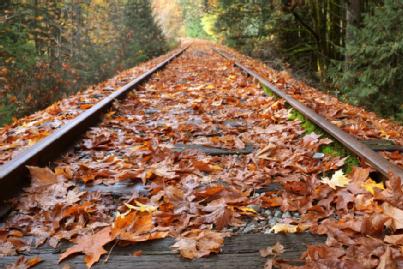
[
  {"left": 0, "top": 46, "right": 189, "bottom": 203},
  {"left": 215, "top": 49, "right": 403, "bottom": 180}
]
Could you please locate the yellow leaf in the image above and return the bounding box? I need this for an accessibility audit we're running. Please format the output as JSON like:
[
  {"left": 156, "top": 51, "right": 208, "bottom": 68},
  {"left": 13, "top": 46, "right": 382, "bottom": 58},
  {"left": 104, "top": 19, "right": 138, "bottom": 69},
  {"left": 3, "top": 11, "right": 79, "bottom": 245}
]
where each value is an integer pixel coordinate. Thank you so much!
[
  {"left": 269, "top": 223, "right": 297, "bottom": 233},
  {"left": 320, "top": 169, "right": 349, "bottom": 189},
  {"left": 236, "top": 206, "right": 257, "bottom": 215},
  {"left": 125, "top": 201, "right": 157, "bottom": 213},
  {"left": 268, "top": 223, "right": 310, "bottom": 234},
  {"left": 205, "top": 84, "right": 215, "bottom": 89},
  {"left": 362, "top": 178, "right": 384, "bottom": 195}
]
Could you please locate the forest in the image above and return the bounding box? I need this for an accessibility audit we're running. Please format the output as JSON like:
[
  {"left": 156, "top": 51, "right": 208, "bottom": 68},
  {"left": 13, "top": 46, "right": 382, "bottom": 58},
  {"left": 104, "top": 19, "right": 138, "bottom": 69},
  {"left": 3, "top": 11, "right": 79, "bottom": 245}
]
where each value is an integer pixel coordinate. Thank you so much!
[
  {"left": 0, "top": 0, "right": 168, "bottom": 126},
  {"left": 1, "top": 0, "right": 402, "bottom": 125}
]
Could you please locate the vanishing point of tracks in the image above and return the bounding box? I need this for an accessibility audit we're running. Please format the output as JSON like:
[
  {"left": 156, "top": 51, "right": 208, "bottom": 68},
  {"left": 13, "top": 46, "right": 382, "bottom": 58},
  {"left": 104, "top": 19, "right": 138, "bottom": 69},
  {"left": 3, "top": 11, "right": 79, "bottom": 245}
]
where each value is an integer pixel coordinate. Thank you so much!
[{"left": 0, "top": 42, "right": 402, "bottom": 268}]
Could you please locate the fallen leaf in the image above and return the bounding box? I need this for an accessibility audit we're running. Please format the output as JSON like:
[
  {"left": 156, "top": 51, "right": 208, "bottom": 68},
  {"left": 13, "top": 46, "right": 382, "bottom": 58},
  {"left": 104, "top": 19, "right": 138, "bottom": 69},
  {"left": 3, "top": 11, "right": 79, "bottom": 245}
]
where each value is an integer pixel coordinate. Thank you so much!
[
  {"left": 259, "top": 241, "right": 284, "bottom": 257},
  {"left": 383, "top": 202, "right": 403, "bottom": 230},
  {"left": 6, "top": 256, "right": 42, "bottom": 269},
  {"left": 384, "top": 234, "right": 403, "bottom": 245},
  {"left": 263, "top": 259, "right": 273, "bottom": 269},
  {"left": 124, "top": 201, "right": 157, "bottom": 212},
  {"left": 172, "top": 229, "right": 225, "bottom": 259},
  {"left": 269, "top": 223, "right": 310, "bottom": 234},
  {"left": 377, "top": 246, "right": 397, "bottom": 269},
  {"left": 269, "top": 223, "right": 297, "bottom": 233},
  {"left": 362, "top": 178, "right": 384, "bottom": 195},
  {"left": 59, "top": 226, "right": 114, "bottom": 268},
  {"left": 321, "top": 169, "right": 349, "bottom": 189},
  {"left": 27, "top": 166, "right": 57, "bottom": 186}
]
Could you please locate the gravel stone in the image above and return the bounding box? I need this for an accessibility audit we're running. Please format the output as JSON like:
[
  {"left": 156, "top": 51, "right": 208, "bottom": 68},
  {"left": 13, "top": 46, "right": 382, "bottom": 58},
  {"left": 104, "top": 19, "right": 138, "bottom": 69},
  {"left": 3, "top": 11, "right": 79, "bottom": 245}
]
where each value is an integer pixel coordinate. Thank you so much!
[
  {"left": 282, "top": 211, "right": 291, "bottom": 218},
  {"left": 262, "top": 210, "right": 272, "bottom": 217},
  {"left": 268, "top": 218, "right": 277, "bottom": 226},
  {"left": 243, "top": 223, "right": 256, "bottom": 233},
  {"left": 274, "top": 210, "right": 282, "bottom": 218}
]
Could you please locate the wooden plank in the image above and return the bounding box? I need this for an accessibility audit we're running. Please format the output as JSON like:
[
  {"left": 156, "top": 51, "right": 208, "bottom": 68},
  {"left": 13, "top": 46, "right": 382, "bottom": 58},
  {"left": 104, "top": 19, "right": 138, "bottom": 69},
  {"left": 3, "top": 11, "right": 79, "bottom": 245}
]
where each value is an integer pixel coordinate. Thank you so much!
[
  {"left": 172, "top": 143, "right": 255, "bottom": 156},
  {"left": 0, "top": 233, "right": 323, "bottom": 268}
]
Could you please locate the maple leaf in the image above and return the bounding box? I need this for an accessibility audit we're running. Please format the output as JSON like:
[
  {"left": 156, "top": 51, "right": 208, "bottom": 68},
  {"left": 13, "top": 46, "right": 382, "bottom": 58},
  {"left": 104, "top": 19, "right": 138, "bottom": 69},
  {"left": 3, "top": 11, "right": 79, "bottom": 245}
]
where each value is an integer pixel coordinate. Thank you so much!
[
  {"left": 59, "top": 226, "right": 114, "bottom": 268},
  {"left": 172, "top": 229, "right": 226, "bottom": 259},
  {"left": 320, "top": 169, "right": 349, "bottom": 189},
  {"left": 27, "top": 166, "right": 58, "bottom": 186},
  {"left": 362, "top": 178, "right": 384, "bottom": 195}
]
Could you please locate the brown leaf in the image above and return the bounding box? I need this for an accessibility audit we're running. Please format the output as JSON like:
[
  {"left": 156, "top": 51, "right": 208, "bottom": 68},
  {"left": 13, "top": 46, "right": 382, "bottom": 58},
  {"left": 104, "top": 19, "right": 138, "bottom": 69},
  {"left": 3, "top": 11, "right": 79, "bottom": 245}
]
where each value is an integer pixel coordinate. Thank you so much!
[
  {"left": 5, "top": 256, "right": 42, "bottom": 269},
  {"left": 27, "top": 166, "right": 57, "bottom": 186},
  {"left": 377, "top": 246, "right": 397, "bottom": 269},
  {"left": 172, "top": 229, "right": 225, "bottom": 259},
  {"left": 259, "top": 242, "right": 284, "bottom": 257},
  {"left": 263, "top": 259, "right": 273, "bottom": 269},
  {"left": 383, "top": 202, "right": 403, "bottom": 230},
  {"left": 384, "top": 234, "right": 403, "bottom": 245},
  {"left": 59, "top": 226, "right": 114, "bottom": 268}
]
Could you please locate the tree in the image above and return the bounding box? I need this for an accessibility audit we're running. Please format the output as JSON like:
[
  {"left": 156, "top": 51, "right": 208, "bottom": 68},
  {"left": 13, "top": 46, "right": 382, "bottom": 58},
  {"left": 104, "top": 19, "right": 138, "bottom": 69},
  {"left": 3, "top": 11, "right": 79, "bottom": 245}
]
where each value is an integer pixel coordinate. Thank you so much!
[{"left": 329, "top": 0, "right": 403, "bottom": 121}]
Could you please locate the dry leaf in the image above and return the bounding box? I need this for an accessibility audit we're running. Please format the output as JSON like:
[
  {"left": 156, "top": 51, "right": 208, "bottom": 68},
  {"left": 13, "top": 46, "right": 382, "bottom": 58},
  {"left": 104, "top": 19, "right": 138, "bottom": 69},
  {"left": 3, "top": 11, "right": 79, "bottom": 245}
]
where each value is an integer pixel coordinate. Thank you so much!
[
  {"left": 59, "top": 226, "right": 114, "bottom": 268},
  {"left": 172, "top": 229, "right": 225, "bottom": 259},
  {"left": 384, "top": 234, "right": 403, "bottom": 245},
  {"left": 321, "top": 169, "right": 349, "bottom": 189},
  {"left": 5, "top": 256, "right": 42, "bottom": 269},
  {"left": 27, "top": 166, "right": 57, "bottom": 186},
  {"left": 124, "top": 201, "right": 157, "bottom": 212},
  {"left": 259, "top": 241, "right": 284, "bottom": 257},
  {"left": 269, "top": 223, "right": 310, "bottom": 234},
  {"left": 383, "top": 202, "right": 403, "bottom": 230},
  {"left": 362, "top": 178, "right": 384, "bottom": 195}
]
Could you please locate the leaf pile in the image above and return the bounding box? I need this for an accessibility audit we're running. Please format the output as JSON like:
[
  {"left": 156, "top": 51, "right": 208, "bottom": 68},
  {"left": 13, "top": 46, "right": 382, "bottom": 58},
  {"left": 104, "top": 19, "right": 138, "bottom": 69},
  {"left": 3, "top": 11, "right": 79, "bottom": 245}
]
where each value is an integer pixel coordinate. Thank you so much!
[{"left": 1, "top": 42, "right": 403, "bottom": 269}]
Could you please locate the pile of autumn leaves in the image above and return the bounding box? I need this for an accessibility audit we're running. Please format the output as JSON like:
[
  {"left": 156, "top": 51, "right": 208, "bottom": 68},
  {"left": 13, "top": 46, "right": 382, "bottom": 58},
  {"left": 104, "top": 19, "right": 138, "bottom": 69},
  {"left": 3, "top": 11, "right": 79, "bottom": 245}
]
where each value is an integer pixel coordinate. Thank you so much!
[
  {"left": 263, "top": 168, "right": 403, "bottom": 268},
  {"left": 5, "top": 164, "right": 403, "bottom": 268}
]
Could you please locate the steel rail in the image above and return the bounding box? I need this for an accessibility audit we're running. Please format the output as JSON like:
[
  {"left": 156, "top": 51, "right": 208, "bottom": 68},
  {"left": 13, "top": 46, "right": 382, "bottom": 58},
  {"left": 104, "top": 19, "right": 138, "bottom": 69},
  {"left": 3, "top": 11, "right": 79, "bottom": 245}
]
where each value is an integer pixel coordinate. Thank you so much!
[
  {"left": 0, "top": 46, "right": 189, "bottom": 203},
  {"left": 215, "top": 49, "right": 403, "bottom": 180}
]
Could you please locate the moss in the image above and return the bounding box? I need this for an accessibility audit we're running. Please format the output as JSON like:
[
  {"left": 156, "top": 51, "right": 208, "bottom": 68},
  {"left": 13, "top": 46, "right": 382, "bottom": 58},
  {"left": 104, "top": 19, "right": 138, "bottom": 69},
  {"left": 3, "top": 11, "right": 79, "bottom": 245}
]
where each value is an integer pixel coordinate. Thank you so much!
[
  {"left": 287, "top": 108, "right": 359, "bottom": 173},
  {"left": 287, "top": 109, "right": 318, "bottom": 134},
  {"left": 261, "top": 84, "right": 278, "bottom": 98}
]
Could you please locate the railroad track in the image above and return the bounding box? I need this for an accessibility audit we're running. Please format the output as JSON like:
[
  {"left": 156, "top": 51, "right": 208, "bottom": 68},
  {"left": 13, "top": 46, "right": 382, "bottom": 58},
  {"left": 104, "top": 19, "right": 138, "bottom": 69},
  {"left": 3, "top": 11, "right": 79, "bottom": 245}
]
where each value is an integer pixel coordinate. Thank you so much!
[
  {"left": 0, "top": 46, "right": 188, "bottom": 203},
  {"left": 1, "top": 43, "right": 402, "bottom": 268},
  {"left": 214, "top": 49, "right": 403, "bottom": 180},
  {"left": 0, "top": 44, "right": 401, "bottom": 205}
]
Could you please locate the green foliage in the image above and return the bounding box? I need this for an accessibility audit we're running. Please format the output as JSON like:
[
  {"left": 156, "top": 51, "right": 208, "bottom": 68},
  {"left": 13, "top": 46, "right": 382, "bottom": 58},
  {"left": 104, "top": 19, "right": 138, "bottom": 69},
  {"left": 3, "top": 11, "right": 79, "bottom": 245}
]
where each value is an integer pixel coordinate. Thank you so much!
[
  {"left": 178, "top": 0, "right": 210, "bottom": 39},
  {"left": 0, "top": 100, "right": 16, "bottom": 126},
  {"left": 329, "top": 0, "right": 403, "bottom": 122}
]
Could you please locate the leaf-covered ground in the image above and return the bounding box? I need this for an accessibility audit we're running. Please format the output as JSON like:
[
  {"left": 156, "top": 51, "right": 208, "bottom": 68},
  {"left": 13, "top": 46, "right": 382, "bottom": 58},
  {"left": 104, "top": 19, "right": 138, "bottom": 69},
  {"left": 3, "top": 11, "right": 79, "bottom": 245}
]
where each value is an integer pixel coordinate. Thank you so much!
[{"left": 1, "top": 42, "right": 403, "bottom": 269}]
